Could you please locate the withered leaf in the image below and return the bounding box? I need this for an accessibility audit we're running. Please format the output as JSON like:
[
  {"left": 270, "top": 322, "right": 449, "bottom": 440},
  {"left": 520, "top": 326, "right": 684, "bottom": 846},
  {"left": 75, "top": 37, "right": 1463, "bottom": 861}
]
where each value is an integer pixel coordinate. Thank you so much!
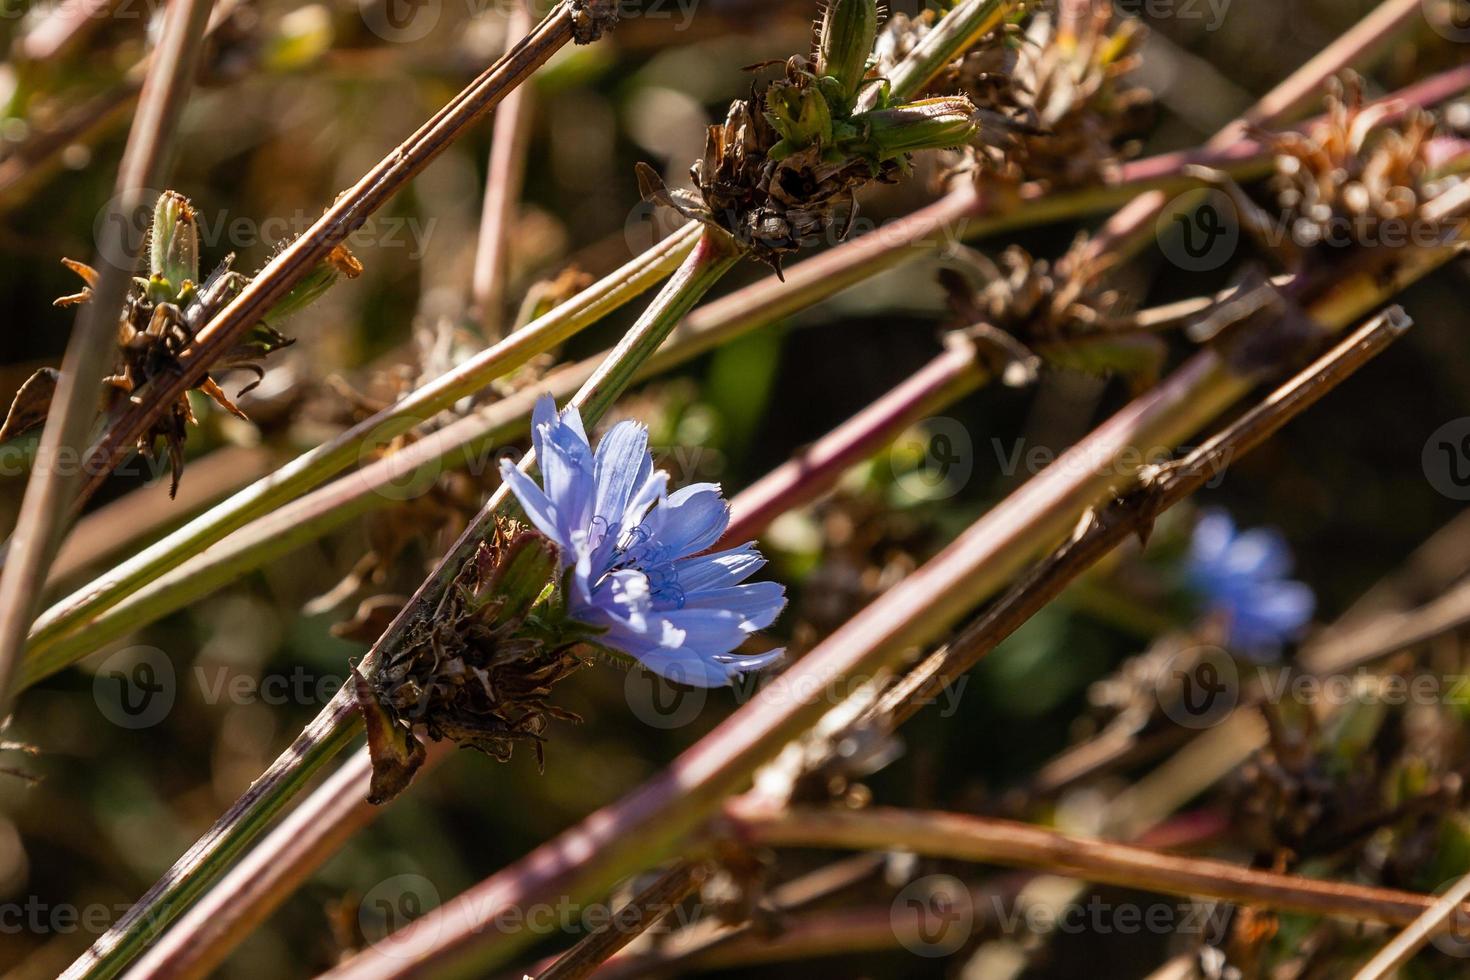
[
  {"left": 354, "top": 666, "right": 426, "bottom": 805},
  {"left": 1, "top": 368, "right": 59, "bottom": 443}
]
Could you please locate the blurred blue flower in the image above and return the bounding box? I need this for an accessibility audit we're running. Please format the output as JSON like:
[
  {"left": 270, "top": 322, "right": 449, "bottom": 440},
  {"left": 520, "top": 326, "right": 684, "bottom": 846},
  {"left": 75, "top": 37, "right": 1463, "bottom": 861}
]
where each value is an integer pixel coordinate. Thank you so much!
[
  {"left": 1184, "top": 510, "right": 1315, "bottom": 658},
  {"left": 501, "top": 395, "right": 786, "bottom": 687}
]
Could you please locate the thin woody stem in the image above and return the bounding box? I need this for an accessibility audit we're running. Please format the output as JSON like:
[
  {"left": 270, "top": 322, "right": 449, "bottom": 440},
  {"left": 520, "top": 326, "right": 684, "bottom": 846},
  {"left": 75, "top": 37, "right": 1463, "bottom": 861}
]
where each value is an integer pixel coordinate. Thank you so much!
[
  {"left": 71, "top": 2, "right": 582, "bottom": 508},
  {"left": 724, "top": 802, "right": 1470, "bottom": 930},
  {"left": 58, "top": 230, "right": 744, "bottom": 980},
  {"left": 0, "top": 0, "right": 216, "bottom": 715},
  {"left": 319, "top": 225, "right": 1462, "bottom": 976},
  {"left": 471, "top": 0, "right": 538, "bottom": 340},
  {"left": 535, "top": 862, "right": 709, "bottom": 980},
  {"left": 875, "top": 307, "right": 1413, "bottom": 729}
]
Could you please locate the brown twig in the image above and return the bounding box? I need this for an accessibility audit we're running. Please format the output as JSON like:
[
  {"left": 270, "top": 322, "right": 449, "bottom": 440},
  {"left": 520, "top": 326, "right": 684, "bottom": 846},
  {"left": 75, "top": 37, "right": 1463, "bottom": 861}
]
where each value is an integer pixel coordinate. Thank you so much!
[
  {"left": 876, "top": 308, "right": 1414, "bottom": 730},
  {"left": 536, "top": 862, "right": 710, "bottom": 980},
  {"left": 71, "top": 3, "right": 581, "bottom": 508},
  {"left": 0, "top": 0, "right": 217, "bottom": 715},
  {"left": 471, "top": 1, "right": 538, "bottom": 339},
  {"left": 725, "top": 801, "right": 1470, "bottom": 930}
]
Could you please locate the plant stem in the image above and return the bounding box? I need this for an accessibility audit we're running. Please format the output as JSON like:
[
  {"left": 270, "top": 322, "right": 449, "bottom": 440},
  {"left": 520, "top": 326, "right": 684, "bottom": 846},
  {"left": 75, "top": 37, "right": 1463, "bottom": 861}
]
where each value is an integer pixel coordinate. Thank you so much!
[
  {"left": 57, "top": 697, "right": 362, "bottom": 980},
  {"left": 23, "top": 223, "right": 699, "bottom": 676},
  {"left": 860, "top": 0, "right": 1014, "bottom": 109},
  {"left": 536, "top": 862, "right": 709, "bottom": 980},
  {"left": 317, "top": 226, "right": 1463, "bottom": 976},
  {"left": 70, "top": 2, "right": 582, "bottom": 508},
  {"left": 875, "top": 306, "right": 1413, "bottom": 729},
  {"left": 471, "top": 0, "right": 537, "bottom": 340},
  {"left": 56, "top": 229, "right": 743, "bottom": 980},
  {"left": 1352, "top": 871, "right": 1470, "bottom": 980},
  {"left": 724, "top": 802, "right": 1470, "bottom": 929},
  {"left": 28, "top": 53, "right": 1467, "bottom": 678},
  {"left": 0, "top": 0, "right": 216, "bottom": 716},
  {"left": 719, "top": 333, "right": 991, "bottom": 548},
  {"left": 121, "top": 744, "right": 451, "bottom": 980}
]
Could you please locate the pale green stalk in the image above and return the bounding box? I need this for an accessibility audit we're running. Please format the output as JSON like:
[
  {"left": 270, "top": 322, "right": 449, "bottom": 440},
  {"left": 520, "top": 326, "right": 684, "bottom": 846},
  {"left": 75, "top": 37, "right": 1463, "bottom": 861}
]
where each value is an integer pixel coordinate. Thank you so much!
[
  {"left": 57, "top": 230, "right": 741, "bottom": 980},
  {"left": 23, "top": 223, "right": 698, "bottom": 663}
]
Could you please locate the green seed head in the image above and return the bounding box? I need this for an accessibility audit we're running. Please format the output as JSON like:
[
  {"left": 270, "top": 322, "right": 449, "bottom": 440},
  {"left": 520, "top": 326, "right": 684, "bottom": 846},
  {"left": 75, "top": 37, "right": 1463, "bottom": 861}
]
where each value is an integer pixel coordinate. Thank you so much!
[
  {"left": 262, "top": 244, "right": 362, "bottom": 323},
  {"left": 148, "top": 191, "right": 200, "bottom": 295},
  {"left": 816, "top": 0, "right": 878, "bottom": 106},
  {"left": 851, "top": 97, "right": 978, "bottom": 161}
]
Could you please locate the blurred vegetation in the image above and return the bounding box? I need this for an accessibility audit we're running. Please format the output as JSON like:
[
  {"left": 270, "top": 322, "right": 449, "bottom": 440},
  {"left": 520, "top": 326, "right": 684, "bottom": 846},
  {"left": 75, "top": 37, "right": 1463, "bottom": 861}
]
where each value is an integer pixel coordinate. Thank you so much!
[{"left": 3, "top": 0, "right": 1470, "bottom": 976}]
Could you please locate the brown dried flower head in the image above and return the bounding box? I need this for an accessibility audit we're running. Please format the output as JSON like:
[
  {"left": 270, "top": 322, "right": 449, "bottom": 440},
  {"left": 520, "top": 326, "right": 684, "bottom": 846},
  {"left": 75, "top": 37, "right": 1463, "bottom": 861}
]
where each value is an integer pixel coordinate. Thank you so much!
[
  {"left": 939, "top": 239, "right": 1163, "bottom": 390},
  {"left": 0, "top": 191, "right": 359, "bottom": 495},
  {"left": 357, "top": 519, "right": 586, "bottom": 803},
  {"left": 883, "top": 4, "right": 1152, "bottom": 189},
  {"left": 1265, "top": 75, "right": 1452, "bottom": 250},
  {"left": 639, "top": 0, "right": 978, "bottom": 274}
]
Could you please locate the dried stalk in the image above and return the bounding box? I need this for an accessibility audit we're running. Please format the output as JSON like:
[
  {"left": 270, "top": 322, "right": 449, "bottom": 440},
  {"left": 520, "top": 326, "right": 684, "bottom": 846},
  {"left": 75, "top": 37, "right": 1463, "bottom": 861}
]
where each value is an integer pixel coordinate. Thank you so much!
[
  {"left": 70, "top": 3, "right": 583, "bottom": 508},
  {"left": 472, "top": 0, "right": 538, "bottom": 340},
  {"left": 0, "top": 0, "right": 217, "bottom": 715},
  {"left": 535, "top": 862, "right": 709, "bottom": 980},
  {"left": 725, "top": 802, "right": 1470, "bottom": 930}
]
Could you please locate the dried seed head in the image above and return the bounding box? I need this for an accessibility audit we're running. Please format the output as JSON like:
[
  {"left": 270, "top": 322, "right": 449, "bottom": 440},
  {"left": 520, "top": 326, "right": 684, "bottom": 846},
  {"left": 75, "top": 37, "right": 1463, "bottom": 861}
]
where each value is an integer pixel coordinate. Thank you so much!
[
  {"left": 359, "top": 519, "right": 585, "bottom": 802},
  {"left": 148, "top": 190, "right": 200, "bottom": 294},
  {"left": 885, "top": 6, "right": 1152, "bottom": 189},
  {"left": 0, "top": 192, "right": 355, "bottom": 496},
  {"left": 1265, "top": 75, "right": 1452, "bottom": 252},
  {"left": 939, "top": 240, "right": 1163, "bottom": 391},
  {"left": 816, "top": 0, "right": 879, "bottom": 107},
  {"left": 641, "top": 22, "right": 979, "bottom": 274}
]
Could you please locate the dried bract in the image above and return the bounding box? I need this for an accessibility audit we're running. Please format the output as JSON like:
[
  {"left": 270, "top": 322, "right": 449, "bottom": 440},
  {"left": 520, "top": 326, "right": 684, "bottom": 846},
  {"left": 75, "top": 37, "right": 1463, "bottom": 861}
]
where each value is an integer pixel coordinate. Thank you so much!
[{"left": 358, "top": 520, "right": 587, "bottom": 802}]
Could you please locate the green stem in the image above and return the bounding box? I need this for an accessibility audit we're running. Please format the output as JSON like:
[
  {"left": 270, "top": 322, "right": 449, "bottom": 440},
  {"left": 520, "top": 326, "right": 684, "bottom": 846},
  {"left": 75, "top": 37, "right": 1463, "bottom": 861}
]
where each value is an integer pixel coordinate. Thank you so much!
[
  {"left": 861, "top": 0, "right": 1014, "bottom": 109},
  {"left": 54, "top": 229, "right": 742, "bottom": 980},
  {"left": 22, "top": 223, "right": 698, "bottom": 668}
]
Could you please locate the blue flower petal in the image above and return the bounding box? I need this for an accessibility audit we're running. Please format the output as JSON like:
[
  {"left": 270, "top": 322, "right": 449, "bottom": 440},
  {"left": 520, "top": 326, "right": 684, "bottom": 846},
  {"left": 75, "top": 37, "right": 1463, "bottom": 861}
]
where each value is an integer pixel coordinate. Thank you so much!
[
  {"left": 592, "top": 421, "right": 651, "bottom": 531},
  {"left": 674, "top": 544, "right": 767, "bottom": 591},
  {"left": 641, "top": 483, "right": 729, "bottom": 558},
  {"left": 675, "top": 581, "right": 786, "bottom": 631},
  {"left": 499, "top": 460, "right": 571, "bottom": 554}
]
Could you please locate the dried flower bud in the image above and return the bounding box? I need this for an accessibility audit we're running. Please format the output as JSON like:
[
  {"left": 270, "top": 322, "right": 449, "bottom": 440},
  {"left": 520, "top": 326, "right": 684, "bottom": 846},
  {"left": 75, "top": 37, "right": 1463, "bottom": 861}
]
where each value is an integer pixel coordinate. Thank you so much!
[
  {"left": 466, "top": 529, "right": 559, "bottom": 624},
  {"left": 263, "top": 244, "right": 361, "bottom": 323},
  {"left": 852, "top": 97, "right": 977, "bottom": 161},
  {"left": 816, "top": 0, "right": 878, "bottom": 105},
  {"left": 765, "top": 85, "right": 834, "bottom": 160},
  {"left": 148, "top": 190, "right": 199, "bottom": 292}
]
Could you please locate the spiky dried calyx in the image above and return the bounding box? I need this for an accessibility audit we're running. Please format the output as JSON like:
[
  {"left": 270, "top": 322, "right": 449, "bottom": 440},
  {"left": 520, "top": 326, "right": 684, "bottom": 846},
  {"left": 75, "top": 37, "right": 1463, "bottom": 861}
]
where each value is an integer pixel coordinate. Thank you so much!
[
  {"left": 570, "top": 0, "right": 618, "bottom": 44},
  {"left": 940, "top": 240, "right": 1163, "bottom": 390},
  {"left": 0, "top": 191, "right": 360, "bottom": 496},
  {"left": 1264, "top": 75, "right": 1455, "bottom": 251},
  {"left": 882, "top": 5, "right": 1152, "bottom": 189},
  {"left": 639, "top": 0, "right": 978, "bottom": 274},
  {"left": 357, "top": 520, "right": 588, "bottom": 803}
]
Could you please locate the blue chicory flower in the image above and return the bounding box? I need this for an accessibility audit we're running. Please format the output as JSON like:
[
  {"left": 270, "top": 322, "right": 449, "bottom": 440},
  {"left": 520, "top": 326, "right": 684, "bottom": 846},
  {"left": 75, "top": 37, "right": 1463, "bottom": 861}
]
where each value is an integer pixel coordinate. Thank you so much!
[
  {"left": 1184, "top": 509, "right": 1315, "bottom": 659},
  {"left": 500, "top": 395, "right": 786, "bottom": 688}
]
